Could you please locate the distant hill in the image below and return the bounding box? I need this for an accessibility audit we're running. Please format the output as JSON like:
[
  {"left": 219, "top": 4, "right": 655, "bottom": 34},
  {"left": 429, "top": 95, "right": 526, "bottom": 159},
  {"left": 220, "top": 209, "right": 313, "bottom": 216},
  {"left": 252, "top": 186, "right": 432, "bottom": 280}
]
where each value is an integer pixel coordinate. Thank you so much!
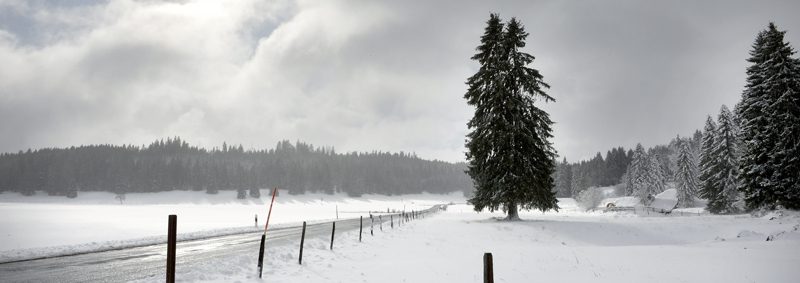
[{"left": 0, "top": 137, "right": 472, "bottom": 198}]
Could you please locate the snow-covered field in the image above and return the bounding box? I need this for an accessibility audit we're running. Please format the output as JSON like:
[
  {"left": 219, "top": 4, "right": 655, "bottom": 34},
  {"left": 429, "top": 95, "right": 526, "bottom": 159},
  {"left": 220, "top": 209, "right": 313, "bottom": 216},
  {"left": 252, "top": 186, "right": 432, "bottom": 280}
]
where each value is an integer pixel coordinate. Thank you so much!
[
  {"left": 184, "top": 204, "right": 800, "bottom": 283},
  {"left": 3, "top": 190, "right": 799, "bottom": 282},
  {"left": 0, "top": 189, "right": 462, "bottom": 262}
]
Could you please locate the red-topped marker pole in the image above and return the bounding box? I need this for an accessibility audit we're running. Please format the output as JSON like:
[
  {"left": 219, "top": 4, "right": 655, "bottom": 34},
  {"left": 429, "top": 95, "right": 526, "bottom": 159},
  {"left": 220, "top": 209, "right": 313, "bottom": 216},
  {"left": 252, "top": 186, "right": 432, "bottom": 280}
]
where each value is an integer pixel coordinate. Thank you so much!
[{"left": 258, "top": 188, "right": 278, "bottom": 278}]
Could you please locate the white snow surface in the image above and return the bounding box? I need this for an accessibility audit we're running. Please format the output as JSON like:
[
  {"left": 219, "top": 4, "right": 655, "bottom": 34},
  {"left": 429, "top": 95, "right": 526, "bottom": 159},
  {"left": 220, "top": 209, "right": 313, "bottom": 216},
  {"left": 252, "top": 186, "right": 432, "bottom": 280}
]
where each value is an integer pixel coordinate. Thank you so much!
[
  {"left": 0, "top": 189, "right": 462, "bottom": 262},
  {"left": 4, "top": 190, "right": 800, "bottom": 282},
  {"left": 176, "top": 204, "right": 800, "bottom": 283}
]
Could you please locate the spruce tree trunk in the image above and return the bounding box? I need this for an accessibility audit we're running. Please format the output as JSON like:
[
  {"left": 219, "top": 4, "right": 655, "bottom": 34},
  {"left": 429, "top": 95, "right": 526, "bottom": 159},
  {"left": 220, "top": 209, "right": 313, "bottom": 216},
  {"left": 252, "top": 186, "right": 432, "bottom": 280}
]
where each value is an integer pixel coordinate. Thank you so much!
[{"left": 506, "top": 202, "right": 520, "bottom": 221}]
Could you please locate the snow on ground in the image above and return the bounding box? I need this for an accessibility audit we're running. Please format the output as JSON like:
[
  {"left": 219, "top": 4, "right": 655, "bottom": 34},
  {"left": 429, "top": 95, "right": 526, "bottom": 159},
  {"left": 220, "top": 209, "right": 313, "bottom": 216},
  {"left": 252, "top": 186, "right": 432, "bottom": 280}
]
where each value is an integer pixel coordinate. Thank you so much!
[
  {"left": 0, "top": 189, "right": 464, "bottom": 261},
  {"left": 5, "top": 189, "right": 800, "bottom": 282},
  {"left": 180, "top": 204, "right": 800, "bottom": 283}
]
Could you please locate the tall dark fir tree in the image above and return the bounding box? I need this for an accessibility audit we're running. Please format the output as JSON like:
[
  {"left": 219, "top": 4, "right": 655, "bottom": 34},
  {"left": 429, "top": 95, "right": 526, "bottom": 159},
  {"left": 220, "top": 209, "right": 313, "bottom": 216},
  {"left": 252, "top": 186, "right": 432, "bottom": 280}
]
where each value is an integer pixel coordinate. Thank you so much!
[
  {"left": 698, "top": 116, "right": 721, "bottom": 212},
  {"left": 465, "top": 14, "right": 559, "bottom": 220},
  {"left": 738, "top": 23, "right": 800, "bottom": 210}
]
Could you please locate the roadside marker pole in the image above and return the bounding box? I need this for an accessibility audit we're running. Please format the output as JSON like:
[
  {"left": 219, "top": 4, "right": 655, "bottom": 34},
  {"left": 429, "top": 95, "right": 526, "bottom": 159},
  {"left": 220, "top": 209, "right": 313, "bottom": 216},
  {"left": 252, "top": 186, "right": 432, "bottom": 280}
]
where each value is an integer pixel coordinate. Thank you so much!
[{"left": 258, "top": 188, "right": 278, "bottom": 278}]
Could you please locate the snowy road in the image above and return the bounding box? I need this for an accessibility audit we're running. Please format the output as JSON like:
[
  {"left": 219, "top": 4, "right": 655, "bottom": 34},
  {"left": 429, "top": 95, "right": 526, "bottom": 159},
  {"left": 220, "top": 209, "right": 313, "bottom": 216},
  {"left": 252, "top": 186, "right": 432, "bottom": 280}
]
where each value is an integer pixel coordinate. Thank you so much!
[{"left": 0, "top": 213, "right": 411, "bottom": 282}]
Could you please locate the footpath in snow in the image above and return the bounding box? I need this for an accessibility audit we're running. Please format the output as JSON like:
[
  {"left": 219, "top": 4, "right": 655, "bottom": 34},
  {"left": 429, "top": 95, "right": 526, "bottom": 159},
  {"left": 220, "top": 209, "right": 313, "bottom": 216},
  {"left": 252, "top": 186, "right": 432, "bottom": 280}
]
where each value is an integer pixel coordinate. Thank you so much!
[{"left": 182, "top": 204, "right": 800, "bottom": 283}]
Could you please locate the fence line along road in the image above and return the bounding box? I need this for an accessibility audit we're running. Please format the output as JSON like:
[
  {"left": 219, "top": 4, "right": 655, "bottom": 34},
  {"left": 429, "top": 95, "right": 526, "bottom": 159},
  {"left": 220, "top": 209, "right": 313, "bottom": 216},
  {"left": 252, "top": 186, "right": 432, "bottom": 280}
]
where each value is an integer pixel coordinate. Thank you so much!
[{"left": 0, "top": 204, "right": 445, "bottom": 282}]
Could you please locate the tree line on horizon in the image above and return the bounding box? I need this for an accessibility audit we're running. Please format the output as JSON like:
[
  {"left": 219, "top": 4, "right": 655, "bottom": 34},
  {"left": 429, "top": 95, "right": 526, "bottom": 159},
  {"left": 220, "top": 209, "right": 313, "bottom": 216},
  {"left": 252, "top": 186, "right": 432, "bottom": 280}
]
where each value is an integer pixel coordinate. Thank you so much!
[{"left": 0, "top": 137, "right": 472, "bottom": 198}]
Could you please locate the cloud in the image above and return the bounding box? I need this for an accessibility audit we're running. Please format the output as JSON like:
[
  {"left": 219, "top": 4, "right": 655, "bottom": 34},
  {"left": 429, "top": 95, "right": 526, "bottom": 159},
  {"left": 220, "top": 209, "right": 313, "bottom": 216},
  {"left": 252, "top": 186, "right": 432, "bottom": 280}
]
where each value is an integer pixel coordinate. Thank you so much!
[{"left": 1, "top": 0, "right": 799, "bottom": 162}]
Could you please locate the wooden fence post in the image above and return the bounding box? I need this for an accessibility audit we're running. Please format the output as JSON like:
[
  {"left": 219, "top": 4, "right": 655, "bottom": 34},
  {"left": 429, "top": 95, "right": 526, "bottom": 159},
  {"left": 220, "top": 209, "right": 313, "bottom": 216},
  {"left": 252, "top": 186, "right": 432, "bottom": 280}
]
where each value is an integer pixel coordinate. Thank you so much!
[
  {"left": 257, "top": 234, "right": 266, "bottom": 277},
  {"left": 257, "top": 187, "right": 278, "bottom": 278},
  {"left": 167, "top": 215, "right": 177, "bottom": 283},
  {"left": 391, "top": 215, "right": 394, "bottom": 229},
  {"left": 484, "top": 253, "right": 493, "bottom": 283},
  {"left": 371, "top": 216, "right": 374, "bottom": 236},
  {"left": 330, "top": 221, "right": 335, "bottom": 250},
  {"left": 359, "top": 216, "right": 363, "bottom": 242},
  {"left": 299, "top": 221, "right": 306, "bottom": 265}
]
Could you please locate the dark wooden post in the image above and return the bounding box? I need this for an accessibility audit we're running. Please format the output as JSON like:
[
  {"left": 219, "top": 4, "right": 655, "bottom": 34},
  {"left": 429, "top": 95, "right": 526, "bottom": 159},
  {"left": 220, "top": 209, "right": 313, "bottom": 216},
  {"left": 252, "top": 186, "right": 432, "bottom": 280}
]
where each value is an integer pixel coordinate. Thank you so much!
[
  {"left": 257, "top": 234, "right": 266, "bottom": 278},
  {"left": 330, "top": 221, "right": 335, "bottom": 250},
  {"left": 484, "top": 253, "right": 493, "bottom": 283},
  {"left": 391, "top": 215, "right": 394, "bottom": 228},
  {"left": 298, "top": 221, "right": 306, "bottom": 265},
  {"left": 359, "top": 216, "right": 363, "bottom": 242},
  {"left": 166, "top": 215, "right": 177, "bottom": 283},
  {"left": 370, "top": 216, "right": 374, "bottom": 236},
  {"left": 258, "top": 188, "right": 278, "bottom": 278}
]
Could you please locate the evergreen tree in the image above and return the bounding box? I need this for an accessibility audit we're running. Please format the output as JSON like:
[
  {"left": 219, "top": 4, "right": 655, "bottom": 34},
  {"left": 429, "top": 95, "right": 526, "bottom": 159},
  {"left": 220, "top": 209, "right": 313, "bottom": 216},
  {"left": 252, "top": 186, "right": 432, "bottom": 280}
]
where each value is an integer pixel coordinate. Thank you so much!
[
  {"left": 642, "top": 152, "right": 666, "bottom": 204},
  {"left": 249, "top": 187, "right": 261, "bottom": 198},
  {"left": 708, "top": 105, "right": 741, "bottom": 213},
  {"left": 625, "top": 144, "right": 667, "bottom": 206},
  {"left": 674, "top": 141, "right": 699, "bottom": 208},
  {"left": 738, "top": 23, "right": 800, "bottom": 210},
  {"left": 554, "top": 158, "right": 573, "bottom": 197},
  {"left": 698, "top": 116, "right": 720, "bottom": 209},
  {"left": 465, "top": 15, "right": 559, "bottom": 220},
  {"left": 605, "top": 147, "right": 630, "bottom": 186},
  {"left": 570, "top": 163, "right": 590, "bottom": 196},
  {"left": 625, "top": 144, "right": 647, "bottom": 197}
]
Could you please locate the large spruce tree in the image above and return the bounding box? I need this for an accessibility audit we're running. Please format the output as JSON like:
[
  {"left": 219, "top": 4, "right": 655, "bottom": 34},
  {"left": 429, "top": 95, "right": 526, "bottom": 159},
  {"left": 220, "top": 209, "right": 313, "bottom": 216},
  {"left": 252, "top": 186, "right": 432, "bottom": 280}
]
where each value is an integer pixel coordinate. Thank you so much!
[
  {"left": 738, "top": 23, "right": 800, "bottom": 210},
  {"left": 465, "top": 15, "right": 558, "bottom": 220}
]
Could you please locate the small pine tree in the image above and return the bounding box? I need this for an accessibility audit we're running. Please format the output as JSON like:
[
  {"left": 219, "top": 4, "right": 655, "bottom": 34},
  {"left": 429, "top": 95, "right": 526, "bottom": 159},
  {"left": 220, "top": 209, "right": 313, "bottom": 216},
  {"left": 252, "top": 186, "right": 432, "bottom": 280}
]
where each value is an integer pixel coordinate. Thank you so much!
[
  {"left": 645, "top": 153, "right": 666, "bottom": 199},
  {"left": 555, "top": 158, "right": 573, "bottom": 197},
  {"left": 709, "top": 105, "right": 741, "bottom": 213},
  {"left": 236, "top": 189, "right": 247, "bottom": 199},
  {"left": 628, "top": 144, "right": 657, "bottom": 205},
  {"left": 674, "top": 141, "right": 699, "bottom": 208},
  {"left": 249, "top": 187, "right": 261, "bottom": 198}
]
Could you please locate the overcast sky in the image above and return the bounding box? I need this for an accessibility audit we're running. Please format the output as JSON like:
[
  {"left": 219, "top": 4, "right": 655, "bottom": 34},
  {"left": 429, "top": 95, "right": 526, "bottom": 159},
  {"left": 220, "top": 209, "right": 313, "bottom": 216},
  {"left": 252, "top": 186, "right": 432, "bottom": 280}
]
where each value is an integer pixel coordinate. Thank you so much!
[{"left": 1, "top": 0, "right": 799, "bottom": 163}]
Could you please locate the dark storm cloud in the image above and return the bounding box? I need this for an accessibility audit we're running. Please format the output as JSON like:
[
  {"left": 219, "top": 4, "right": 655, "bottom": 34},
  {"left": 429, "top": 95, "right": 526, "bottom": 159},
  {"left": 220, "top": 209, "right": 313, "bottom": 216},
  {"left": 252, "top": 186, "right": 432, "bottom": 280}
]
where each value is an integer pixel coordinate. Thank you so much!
[{"left": 0, "top": 0, "right": 798, "bottom": 162}]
